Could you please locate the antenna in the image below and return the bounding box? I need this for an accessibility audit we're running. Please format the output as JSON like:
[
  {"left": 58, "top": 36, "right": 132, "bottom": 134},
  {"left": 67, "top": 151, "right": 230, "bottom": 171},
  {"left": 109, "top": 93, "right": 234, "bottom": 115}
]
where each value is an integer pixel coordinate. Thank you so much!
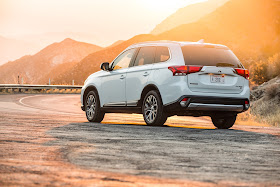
[{"left": 197, "top": 39, "right": 204, "bottom": 43}]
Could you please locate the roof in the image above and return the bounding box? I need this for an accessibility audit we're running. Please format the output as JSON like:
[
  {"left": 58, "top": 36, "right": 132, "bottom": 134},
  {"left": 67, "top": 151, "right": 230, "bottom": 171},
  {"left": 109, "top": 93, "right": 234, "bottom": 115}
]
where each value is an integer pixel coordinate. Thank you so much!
[{"left": 127, "top": 40, "right": 228, "bottom": 49}]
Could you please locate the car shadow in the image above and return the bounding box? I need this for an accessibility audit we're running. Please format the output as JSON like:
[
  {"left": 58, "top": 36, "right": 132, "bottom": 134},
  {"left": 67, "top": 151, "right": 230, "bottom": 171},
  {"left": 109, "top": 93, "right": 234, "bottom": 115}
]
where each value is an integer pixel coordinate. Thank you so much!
[{"left": 45, "top": 122, "right": 280, "bottom": 183}]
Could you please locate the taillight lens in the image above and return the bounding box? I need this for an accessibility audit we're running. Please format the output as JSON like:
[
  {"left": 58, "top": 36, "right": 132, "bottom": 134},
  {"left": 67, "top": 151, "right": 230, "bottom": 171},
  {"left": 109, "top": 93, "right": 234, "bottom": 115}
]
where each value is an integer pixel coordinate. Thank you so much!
[
  {"left": 244, "top": 100, "right": 250, "bottom": 110},
  {"left": 180, "top": 97, "right": 189, "bottom": 107},
  {"left": 235, "top": 68, "right": 249, "bottom": 79},
  {"left": 168, "top": 66, "right": 202, "bottom": 76}
]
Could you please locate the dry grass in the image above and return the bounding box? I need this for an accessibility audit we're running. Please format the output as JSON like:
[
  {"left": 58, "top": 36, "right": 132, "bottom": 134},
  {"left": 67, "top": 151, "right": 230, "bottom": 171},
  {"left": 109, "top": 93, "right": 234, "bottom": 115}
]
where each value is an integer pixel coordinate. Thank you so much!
[
  {"left": 236, "top": 110, "right": 271, "bottom": 127},
  {"left": 265, "top": 84, "right": 280, "bottom": 100},
  {"left": 248, "top": 83, "right": 280, "bottom": 127}
]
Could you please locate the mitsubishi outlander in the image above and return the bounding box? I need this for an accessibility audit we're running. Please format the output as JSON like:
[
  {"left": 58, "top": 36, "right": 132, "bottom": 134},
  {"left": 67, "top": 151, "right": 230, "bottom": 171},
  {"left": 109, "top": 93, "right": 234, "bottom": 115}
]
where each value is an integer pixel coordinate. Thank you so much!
[{"left": 81, "top": 41, "right": 250, "bottom": 129}]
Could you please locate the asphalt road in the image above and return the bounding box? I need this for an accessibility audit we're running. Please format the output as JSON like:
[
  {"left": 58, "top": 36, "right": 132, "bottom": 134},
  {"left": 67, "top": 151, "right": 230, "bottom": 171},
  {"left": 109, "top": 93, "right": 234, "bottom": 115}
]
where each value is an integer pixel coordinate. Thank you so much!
[{"left": 0, "top": 94, "right": 279, "bottom": 186}]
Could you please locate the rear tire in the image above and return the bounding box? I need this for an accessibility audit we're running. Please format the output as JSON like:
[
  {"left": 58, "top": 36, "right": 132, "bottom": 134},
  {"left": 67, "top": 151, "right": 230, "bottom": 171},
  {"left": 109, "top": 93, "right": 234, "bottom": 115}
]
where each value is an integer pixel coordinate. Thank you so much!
[
  {"left": 85, "top": 90, "right": 105, "bottom": 123},
  {"left": 211, "top": 115, "right": 236, "bottom": 129},
  {"left": 142, "top": 90, "right": 168, "bottom": 126}
]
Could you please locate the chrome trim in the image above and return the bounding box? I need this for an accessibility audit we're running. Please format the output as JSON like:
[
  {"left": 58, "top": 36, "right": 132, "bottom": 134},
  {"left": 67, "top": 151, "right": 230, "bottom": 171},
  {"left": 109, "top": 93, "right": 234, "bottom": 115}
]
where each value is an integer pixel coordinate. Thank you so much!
[
  {"left": 103, "top": 102, "right": 126, "bottom": 107},
  {"left": 187, "top": 103, "right": 243, "bottom": 112},
  {"left": 126, "top": 100, "right": 138, "bottom": 107}
]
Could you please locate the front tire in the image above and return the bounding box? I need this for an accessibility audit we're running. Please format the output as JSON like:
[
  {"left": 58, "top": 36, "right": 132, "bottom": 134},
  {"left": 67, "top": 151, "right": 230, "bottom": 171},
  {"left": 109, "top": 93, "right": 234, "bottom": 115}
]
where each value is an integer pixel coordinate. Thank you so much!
[
  {"left": 85, "top": 91, "right": 105, "bottom": 122},
  {"left": 211, "top": 115, "right": 236, "bottom": 129},
  {"left": 142, "top": 90, "right": 167, "bottom": 126}
]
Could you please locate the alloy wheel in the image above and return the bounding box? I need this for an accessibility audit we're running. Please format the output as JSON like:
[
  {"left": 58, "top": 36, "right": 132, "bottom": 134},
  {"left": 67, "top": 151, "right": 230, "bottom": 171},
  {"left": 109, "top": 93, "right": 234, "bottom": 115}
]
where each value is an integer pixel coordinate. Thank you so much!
[
  {"left": 86, "top": 94, "right": 96, "bottom": 120},
  {"left": 144, "top": 94, "right": 158, "bottom": 123}
]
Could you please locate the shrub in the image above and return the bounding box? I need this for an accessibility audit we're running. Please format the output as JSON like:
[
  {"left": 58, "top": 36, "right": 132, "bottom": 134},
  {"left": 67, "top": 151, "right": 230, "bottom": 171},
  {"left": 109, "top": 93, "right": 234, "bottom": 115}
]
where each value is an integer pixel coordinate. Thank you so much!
[
  {"left": 251, "top": 60, "right": 270, "bottom": 84},
  {"left": 265, "top": 84, "right": 280, "bottom": 100}
]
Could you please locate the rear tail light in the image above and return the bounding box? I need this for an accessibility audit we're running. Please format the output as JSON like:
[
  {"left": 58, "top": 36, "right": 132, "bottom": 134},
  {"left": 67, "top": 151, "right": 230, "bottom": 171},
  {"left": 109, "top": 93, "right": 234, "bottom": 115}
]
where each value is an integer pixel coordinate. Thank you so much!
[
  {"left": 180, "top": 97, "right": 189, "bottom": 107},
  {"left": 168, "top": 66, "right": 203, "bottom": 76},
  {"left": 235, "top": 68, "right": 249, "bottom": 79},
  {"left": 244, "top": 100, "right": 250, "bottom": 110}
]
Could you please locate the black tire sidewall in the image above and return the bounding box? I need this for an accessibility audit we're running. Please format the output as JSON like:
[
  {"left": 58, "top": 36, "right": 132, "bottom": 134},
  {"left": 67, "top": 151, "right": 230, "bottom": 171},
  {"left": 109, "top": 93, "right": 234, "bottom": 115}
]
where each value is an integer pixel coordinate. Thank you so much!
[
  {"left": 85, "top": 90, "right": 104, "bottom": 122},
  {"left": 211, "top": 115, "right": 236, "bottom": 129},
  {"left": 142, "top": 90, "right": 167, "bottom": 126}
]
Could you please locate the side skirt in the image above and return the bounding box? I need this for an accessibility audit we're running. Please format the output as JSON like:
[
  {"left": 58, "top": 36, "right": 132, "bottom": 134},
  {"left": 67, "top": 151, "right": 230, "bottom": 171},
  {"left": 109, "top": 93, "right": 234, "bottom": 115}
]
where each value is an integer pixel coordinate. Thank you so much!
[{"left": 101, "top": 106, "right": 142, "bottom": 114}]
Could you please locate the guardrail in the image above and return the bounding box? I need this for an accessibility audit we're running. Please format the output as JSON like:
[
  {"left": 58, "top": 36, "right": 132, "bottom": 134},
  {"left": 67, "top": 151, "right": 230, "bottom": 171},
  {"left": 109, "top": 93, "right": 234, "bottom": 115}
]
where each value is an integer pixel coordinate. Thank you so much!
[{"left": 0, "top": 84, "right": 82, "bottom": 93}]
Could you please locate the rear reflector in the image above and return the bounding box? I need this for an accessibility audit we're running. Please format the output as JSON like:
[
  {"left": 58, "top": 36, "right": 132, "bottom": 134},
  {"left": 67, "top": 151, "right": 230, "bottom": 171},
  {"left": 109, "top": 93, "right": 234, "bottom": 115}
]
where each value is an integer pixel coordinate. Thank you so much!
[
  {"left": 244, "top": 100, "right": 250, "bottom": 110},
  {"left": 180, "top": 97, "right": 189, "bottom": 107},
  {"left": 181, "top": 98, "right": 189, "bottom": 102},
  {"left": 168, "top": 66, "right": 202, "bottom": 76},
  {"left": 235, "top": 68, "right": 249, "bottom": 79}
]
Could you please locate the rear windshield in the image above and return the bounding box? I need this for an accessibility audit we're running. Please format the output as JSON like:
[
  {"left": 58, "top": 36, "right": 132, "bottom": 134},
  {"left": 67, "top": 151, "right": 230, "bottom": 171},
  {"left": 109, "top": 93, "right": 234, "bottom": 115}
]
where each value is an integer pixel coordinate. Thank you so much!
[{"left": 181, "top": 45, "right": 243, "bottom": 68}]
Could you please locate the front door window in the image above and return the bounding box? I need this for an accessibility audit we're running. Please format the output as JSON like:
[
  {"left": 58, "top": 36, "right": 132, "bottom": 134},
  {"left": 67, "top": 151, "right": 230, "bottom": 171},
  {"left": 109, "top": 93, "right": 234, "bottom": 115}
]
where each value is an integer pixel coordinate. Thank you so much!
[{"left": 111, "top": 48, "right": 136, "bottom": 70}]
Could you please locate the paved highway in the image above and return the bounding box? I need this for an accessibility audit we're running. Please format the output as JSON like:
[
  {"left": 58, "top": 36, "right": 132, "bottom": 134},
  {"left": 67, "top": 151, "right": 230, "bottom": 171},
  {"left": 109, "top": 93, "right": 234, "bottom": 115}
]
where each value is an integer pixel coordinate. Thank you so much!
[{"left": 0, "top": 94, "right": 279, "bottom": 186}]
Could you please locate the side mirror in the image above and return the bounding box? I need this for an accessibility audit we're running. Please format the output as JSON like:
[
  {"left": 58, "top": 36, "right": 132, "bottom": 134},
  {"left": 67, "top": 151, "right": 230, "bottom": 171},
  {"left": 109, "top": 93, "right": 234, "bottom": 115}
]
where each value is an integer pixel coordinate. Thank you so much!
[{"left": 100, "top": 62, "right": 110, "bottom": 71}]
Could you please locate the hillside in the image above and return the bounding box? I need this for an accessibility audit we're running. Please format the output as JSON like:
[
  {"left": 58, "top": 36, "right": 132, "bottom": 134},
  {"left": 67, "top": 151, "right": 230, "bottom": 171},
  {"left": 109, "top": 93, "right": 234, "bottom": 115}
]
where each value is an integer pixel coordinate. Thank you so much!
[
  {"left": 158, "top": 0, "right": 280, "bottom": 60},
  {"left": 54, "top": 0, "right": 280, "bottom": 85},
  {"left": 151, "top": 0, "right": 229, "bottom": 35},
  {"left": 53, "top": 35, "right": 157, "bottom": 84},
  {"left": 250, "top": 76, "right": 280, "bottom": 126},
  {"left": 0, "top": 38, "right": 102, "bottom": 84},
  {"left": 0, "top": 36, "right": 40, "bottom": 65},
  {"left": 107, "top": 40, "right": 125, "bottom": 48}
]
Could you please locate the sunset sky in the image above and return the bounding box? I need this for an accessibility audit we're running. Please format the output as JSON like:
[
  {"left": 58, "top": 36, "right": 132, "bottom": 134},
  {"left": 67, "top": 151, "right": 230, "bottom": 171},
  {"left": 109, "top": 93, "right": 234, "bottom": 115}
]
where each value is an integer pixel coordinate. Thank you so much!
[{"left": 0, "top": 0, "right": 206, "bottom": 46}]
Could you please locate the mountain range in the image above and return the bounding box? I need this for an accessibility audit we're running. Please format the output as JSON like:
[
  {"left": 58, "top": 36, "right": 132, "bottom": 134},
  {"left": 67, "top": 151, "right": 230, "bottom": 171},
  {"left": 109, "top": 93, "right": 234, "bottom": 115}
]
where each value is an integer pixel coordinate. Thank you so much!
[
  {"left": 151, "top": 0, "right": 229, "bottom": 35},
  {"left": 0, "top": 36, "right": 40, "bottom": 66},
  {"left": 0, "top": 0, "right": 279, "bottom": 85},
  {"left": 54, "top": 0, "right": 280, "bottom": 84},
  {"left": 0, "top": 38, "right": 102, "bottom": 84}
]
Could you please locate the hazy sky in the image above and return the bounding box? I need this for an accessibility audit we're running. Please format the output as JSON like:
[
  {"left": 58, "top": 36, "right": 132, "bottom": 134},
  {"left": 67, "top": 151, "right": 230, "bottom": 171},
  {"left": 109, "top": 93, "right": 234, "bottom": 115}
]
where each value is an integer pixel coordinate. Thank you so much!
[{"left": 0, "top": 0, "right": 206, "bottom": 46}]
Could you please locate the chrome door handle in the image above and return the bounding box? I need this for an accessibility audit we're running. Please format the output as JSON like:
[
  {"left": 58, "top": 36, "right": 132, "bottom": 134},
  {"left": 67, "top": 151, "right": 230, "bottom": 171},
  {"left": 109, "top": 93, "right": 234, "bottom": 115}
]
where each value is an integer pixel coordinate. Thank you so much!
[
  {"left": 143, "top": 72, "right": 149, "bottom": 76},
  {"left": 120, "top": 75, "right": 126, "bottom": 79}
]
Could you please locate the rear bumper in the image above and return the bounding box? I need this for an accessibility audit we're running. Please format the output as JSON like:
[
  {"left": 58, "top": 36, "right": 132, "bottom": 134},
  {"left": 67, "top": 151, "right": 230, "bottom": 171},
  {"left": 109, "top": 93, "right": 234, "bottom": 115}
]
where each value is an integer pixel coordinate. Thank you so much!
[
  {"left": 187, "top": 103, "right": 243, "bottom": 112},
  {"left": 164, "top": 95, "right": 249, "bottom": 116}
]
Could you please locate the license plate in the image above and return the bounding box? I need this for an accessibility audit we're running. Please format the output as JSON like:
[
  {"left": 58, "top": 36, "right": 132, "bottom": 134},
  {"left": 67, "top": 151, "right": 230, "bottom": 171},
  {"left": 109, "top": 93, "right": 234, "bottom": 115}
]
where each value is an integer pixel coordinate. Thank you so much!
[{"left": 210, "top": 75, "right": 225, "bottom": 84}]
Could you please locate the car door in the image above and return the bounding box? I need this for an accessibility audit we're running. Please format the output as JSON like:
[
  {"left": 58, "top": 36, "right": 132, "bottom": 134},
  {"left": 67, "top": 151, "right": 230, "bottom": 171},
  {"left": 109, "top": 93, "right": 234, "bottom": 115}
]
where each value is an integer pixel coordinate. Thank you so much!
[
  {"left": 125, "top": 46, "right": 156, "bottom": 106},
  {"left": 101, "top": 48, "right": 136, "bottom": 107}
]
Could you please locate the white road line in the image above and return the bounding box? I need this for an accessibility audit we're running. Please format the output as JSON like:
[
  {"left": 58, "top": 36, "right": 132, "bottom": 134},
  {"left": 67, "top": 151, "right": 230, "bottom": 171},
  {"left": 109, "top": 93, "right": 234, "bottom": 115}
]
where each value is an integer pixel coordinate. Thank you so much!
[
  {"left": 18, "top": 95, "right": 43, "bottom": 108},
  {"left": 18, "top": 95, "right": 82, "bottom": 116}
]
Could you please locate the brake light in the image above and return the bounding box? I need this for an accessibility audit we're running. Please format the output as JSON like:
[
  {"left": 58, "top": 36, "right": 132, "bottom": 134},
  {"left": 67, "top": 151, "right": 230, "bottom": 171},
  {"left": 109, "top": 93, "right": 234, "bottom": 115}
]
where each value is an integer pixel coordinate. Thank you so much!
[
  {"left": 168, "top": 66, "right": 203, "bottom": 76},
  {"left": 235, "top": 68, "right": 249, "bottom": 79}
]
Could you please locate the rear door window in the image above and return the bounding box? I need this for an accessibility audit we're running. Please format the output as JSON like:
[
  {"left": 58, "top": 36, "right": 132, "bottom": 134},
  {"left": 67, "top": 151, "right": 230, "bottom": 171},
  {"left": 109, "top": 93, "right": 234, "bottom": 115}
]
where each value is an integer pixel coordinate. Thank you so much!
[
  {"left": 181, "top": 45, "right": 243, "bottom": 68},
  {"left": 133, "top": 46, "right": 156, "bottom": 66},
  {"left": 155, "top": 46, "right": 170, "bottom": 63}
]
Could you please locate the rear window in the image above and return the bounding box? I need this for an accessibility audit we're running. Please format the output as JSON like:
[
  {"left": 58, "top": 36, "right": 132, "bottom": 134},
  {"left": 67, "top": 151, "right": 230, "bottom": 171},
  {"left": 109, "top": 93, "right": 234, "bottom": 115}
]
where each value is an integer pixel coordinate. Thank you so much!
[
  {"left": 134, "top": 46, "right": 156, "bottom": 66},
  {"left": 181, "top": 45, "right": 243, "bottom": 68}
]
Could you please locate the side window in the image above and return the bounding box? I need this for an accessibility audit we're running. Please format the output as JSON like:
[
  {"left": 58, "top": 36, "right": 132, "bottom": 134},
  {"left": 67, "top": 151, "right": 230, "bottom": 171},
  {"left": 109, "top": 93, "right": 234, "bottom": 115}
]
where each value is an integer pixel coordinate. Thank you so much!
[
  {"left": 133, "top": 46, "right": 156, "bottom": 66},
  {"left": 155, "top": 46, "right": 170, "bottom": 63},
  {"left": 112, "top": 48, "right": 136, "bottom": 70}
]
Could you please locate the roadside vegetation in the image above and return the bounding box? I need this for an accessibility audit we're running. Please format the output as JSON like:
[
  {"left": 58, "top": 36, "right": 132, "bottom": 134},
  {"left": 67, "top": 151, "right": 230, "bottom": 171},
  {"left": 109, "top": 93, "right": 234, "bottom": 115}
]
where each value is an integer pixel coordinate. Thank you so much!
[
  {"left": 237, "top": 76, "right": 280, "bottom": 127},
  {"left": 244, "top": 53, "right": 280, "bottom": 85},
  {"left": 234, "top": 51, "right": 280, "bottom": 127}
]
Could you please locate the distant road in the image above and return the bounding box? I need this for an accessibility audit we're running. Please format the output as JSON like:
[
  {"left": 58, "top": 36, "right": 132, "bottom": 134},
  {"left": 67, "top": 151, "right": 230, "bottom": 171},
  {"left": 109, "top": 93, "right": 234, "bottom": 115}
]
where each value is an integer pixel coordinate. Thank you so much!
[{"left": 0, "top": 94, "right": 279, "bottom": 186}]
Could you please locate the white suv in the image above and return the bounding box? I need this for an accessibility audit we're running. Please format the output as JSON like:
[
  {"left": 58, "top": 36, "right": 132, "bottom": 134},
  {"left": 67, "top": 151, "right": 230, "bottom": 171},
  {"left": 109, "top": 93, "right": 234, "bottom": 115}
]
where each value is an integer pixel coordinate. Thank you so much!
[{"left": 81, "top": 41, "right": 250, "bottom": 129}]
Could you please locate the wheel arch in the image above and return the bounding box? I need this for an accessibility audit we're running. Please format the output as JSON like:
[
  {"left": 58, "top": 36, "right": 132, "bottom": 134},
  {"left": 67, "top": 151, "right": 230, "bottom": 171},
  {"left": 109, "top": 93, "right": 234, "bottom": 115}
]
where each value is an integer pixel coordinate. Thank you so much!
[
  {"left": 83, "top": 85, "right": 100, "bottom": 106},
  {"left": 138, "top": 84, "right": 163, "bottom": 107}
]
